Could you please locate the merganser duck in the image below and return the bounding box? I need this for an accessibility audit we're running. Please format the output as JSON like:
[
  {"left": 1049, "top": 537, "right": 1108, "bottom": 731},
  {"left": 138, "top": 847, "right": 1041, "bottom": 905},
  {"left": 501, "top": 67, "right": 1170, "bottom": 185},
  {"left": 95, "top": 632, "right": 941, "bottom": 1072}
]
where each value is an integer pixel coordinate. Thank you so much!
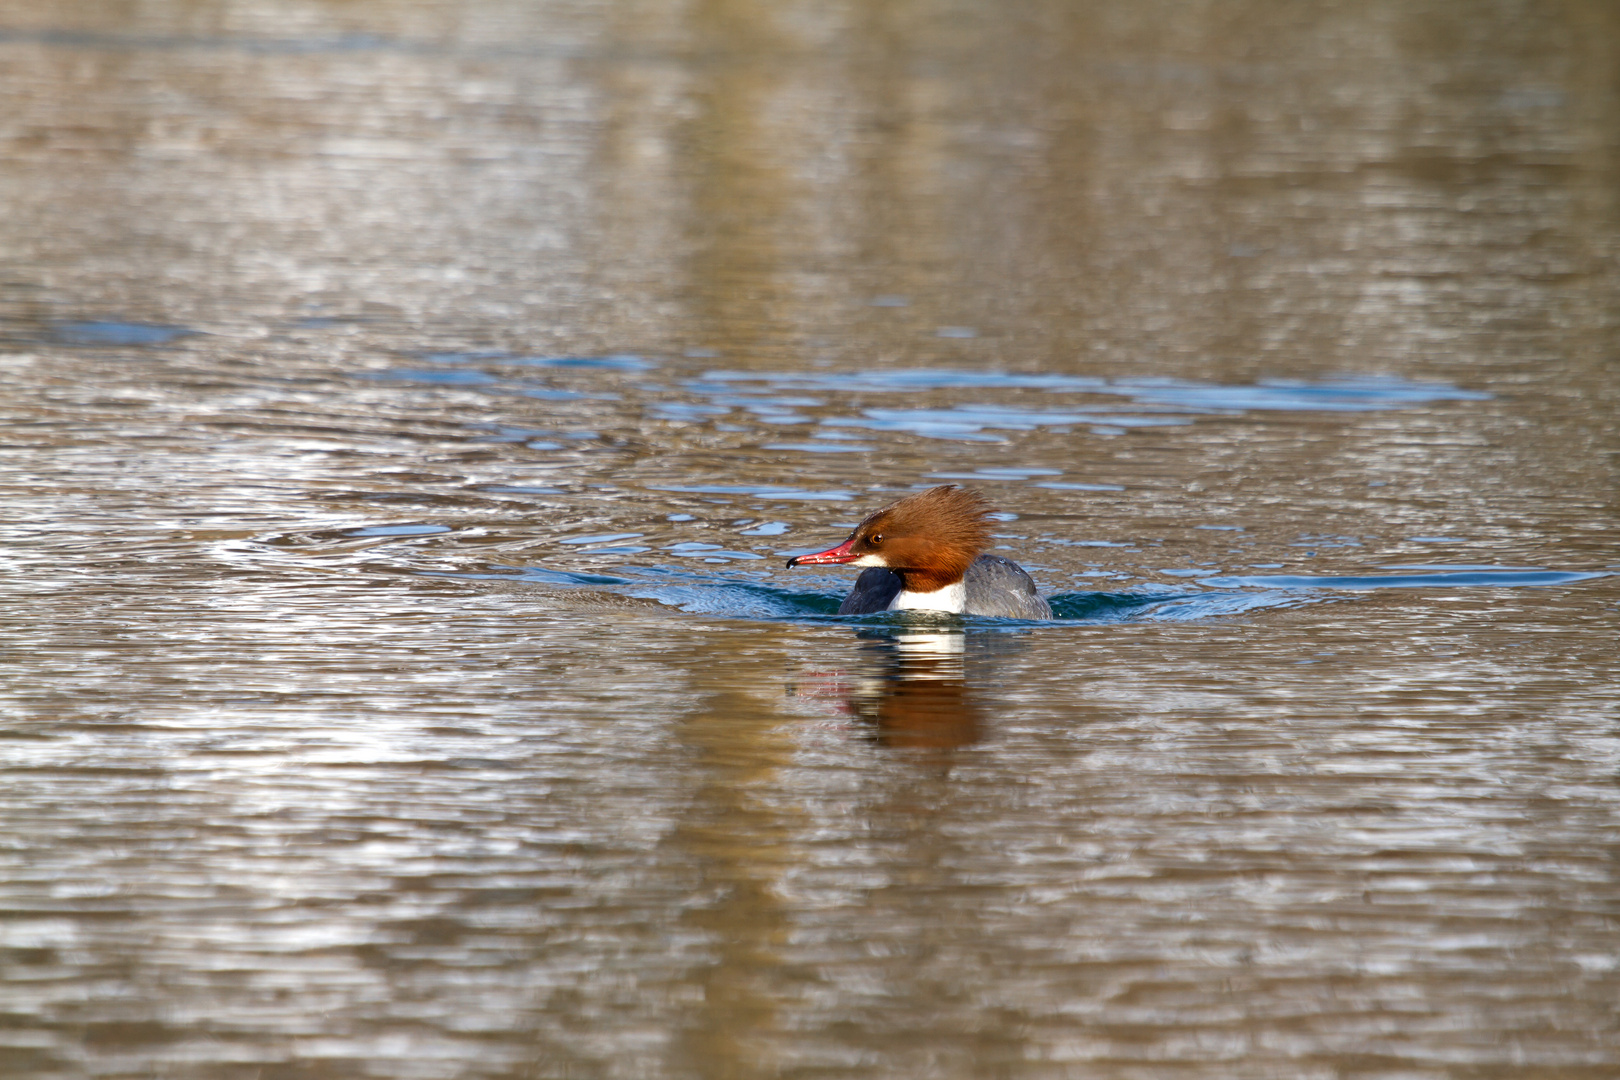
[{"left": 786, "top": 485, "right": 1052, "bottom": 619}]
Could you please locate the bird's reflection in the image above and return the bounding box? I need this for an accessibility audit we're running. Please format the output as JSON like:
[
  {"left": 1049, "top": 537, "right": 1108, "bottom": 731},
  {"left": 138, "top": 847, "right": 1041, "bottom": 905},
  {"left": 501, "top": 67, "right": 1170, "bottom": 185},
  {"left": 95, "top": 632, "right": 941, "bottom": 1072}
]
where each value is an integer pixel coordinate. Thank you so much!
[
  {"left": 844, "top": 630, "right": 979, "bottom": 749},
  {"left": 825, "top": 627, "right": 1026, "bottom": 749}
]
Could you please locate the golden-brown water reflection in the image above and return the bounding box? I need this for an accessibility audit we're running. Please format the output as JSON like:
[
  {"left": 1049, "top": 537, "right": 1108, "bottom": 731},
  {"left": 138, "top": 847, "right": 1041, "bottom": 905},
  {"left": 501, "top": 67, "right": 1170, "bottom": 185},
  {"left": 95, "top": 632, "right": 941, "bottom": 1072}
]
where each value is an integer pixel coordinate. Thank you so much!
[
  {"left": 796, "top": 629, "right": 992, "bottom": 750},
  {"left": 2, "top": 1, "right": 1618, "bottom": 1077}
]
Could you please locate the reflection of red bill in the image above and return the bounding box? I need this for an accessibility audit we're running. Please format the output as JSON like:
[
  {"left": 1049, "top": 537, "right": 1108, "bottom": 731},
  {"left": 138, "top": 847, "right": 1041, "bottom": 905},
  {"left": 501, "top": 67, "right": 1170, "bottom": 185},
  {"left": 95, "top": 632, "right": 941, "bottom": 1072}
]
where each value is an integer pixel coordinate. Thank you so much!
[{"left": 788, "top": 670, "right": 855, "bottom": 715}]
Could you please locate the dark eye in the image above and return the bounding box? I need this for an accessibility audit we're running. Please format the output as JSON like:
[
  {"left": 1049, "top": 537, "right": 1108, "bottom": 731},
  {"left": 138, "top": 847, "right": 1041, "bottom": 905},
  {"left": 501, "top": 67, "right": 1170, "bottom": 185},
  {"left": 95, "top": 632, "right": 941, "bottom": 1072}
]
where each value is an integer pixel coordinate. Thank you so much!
[{"left": 870, "top": 534, "right": 883, "bottom": 545}]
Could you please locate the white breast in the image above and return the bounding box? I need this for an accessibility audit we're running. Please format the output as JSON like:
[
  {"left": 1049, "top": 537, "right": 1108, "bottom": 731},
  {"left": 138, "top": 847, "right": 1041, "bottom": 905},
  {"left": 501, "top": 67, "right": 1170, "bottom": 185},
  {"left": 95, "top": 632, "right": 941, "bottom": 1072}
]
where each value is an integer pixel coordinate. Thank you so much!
[{"left": 887, "top": 581, "right": 967, "bottom": 614}]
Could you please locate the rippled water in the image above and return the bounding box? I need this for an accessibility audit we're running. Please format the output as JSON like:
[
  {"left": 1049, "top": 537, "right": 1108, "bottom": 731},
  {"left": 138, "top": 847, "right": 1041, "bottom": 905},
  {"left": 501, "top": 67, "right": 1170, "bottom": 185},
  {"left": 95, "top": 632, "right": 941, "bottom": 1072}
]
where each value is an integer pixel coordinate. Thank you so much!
[{"left": 3, "top": 2, "right": 1618, "bottom": 1077}]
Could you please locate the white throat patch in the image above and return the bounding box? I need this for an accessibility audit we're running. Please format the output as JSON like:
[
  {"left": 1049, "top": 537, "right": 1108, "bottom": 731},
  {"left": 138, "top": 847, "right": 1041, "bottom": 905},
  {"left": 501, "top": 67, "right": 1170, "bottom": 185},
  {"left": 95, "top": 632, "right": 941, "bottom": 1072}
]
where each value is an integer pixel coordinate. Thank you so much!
[{"left": 887, "top": 581, "right": 967, "bottom": 614}]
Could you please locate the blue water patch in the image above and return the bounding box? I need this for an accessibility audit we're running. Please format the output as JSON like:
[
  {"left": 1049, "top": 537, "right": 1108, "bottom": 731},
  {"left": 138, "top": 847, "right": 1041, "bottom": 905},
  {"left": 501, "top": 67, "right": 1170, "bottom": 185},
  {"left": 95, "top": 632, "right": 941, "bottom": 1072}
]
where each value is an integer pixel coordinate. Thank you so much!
[
  {"left": 700, "top": 368, "right": 1108, "bottom": 392},
  {"left": 762, "top": 442, "right": 875, "bottom": 453},
  {"left": 516, "top": 388, "right": 595, "bottom": 401},
  {"left": 930, "top": 468, "right": 1063, "bottom": 481},
  {"left": 694, "top": 370, "right": 1488, "bottom": 415},
  {"left": 363, "top": 368, "right": 496, "bottom": 385},
  {"left": 480, "top": 485, "right": 564, "bottom": 495},
  {"left": 346, "top": 524, "right": 451, "bottom": 538},
  {"left": 511, "top": 354, "right": 650, "bottom": 371},
  {"left": 560, "top": 532, "right": 645, "bottom": 545},
  {"left": 825, "top": 405, "right": 1185, "bottom": 441},
  {"left": 647, "top": 484, "right": 854, "bottom": 501},
  {"left": 667, "top": 543, "right": 764, "bottom": 560},
  {"left": 1198, "top": 569, "right": 1607, "bottom": 590},
  {"left": 421, "top": 351, "right": 652, "bottom": 372},
  {"left": 53, "top": 320, "right": 196, "bottom": 347},
  {"left": 467, "top": 425, "right": 559, "bottom": 443},
  {"left": 1103, "top": 376, "right": 1492, "bottom": 412},
  {"left": 653, "top": 403, "right": 731, "bottom": 419},
  {"left": 607, "top": 565, "right": 846, "bottom": 618},
  {"left": 1377, "top": 564, "right": 1541, "bottom": 571}
]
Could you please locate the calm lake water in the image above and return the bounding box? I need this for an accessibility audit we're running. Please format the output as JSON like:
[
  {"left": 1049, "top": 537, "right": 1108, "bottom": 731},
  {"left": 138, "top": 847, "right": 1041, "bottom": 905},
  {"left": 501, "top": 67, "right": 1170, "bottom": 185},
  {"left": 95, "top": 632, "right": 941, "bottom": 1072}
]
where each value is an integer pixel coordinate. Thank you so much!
[{"left": 2, "top": 2, "right": 1618, "bottom": 1077}]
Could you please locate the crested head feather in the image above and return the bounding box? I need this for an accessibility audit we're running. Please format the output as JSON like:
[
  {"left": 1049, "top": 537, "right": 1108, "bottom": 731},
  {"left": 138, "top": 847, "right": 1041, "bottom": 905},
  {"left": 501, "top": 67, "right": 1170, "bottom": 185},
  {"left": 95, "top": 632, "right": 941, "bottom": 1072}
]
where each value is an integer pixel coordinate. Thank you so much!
[{"left": 858, "top": 485, "right": 994, "bottom": 560}]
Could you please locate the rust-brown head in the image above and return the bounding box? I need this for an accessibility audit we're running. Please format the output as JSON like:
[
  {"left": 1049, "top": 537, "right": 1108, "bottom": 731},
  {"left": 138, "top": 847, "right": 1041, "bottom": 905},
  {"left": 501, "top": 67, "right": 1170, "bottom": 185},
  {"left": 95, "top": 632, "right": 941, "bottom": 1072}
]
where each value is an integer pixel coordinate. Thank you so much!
[{"left": 785, "top": 485, "right": 995, "bottom": 593}]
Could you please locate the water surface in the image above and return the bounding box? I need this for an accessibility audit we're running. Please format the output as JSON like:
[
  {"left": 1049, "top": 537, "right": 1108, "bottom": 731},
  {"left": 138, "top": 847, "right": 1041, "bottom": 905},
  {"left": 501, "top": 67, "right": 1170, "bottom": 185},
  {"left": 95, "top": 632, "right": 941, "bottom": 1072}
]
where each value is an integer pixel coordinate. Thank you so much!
[{"left": 2, "top": 1, "right": 1617, "bottom": 1077}]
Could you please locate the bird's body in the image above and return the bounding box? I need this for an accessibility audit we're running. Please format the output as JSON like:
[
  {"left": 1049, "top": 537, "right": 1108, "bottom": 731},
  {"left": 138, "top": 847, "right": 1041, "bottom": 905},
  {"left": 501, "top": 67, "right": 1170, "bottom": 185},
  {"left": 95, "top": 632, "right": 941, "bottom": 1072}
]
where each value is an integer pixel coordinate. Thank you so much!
[
  {"left": 787, "top": 486, "right": 1052, "bottom": 620},
  {"left": 839, "top": 555, "right": 1051, "bottom": 618}
]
